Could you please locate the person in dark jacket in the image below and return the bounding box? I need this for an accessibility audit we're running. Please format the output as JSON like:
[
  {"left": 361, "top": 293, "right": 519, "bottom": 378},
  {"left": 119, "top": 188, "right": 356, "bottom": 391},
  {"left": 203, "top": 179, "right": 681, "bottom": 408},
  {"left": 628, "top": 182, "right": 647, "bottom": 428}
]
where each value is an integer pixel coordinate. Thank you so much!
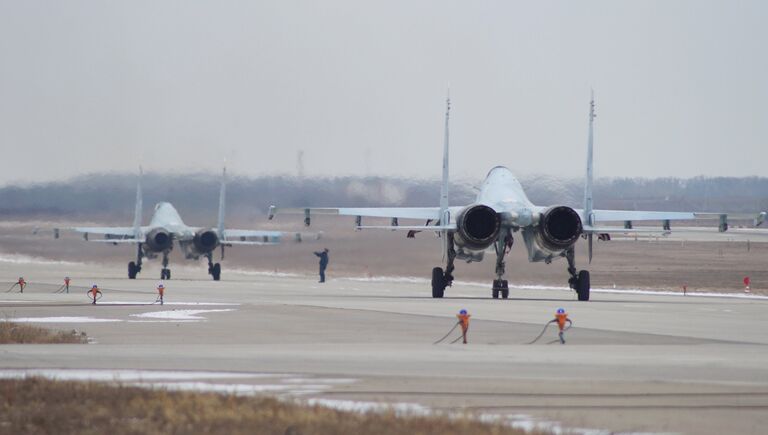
[{"left": 314, "top": 248, "right": 329, "bottom": 283}]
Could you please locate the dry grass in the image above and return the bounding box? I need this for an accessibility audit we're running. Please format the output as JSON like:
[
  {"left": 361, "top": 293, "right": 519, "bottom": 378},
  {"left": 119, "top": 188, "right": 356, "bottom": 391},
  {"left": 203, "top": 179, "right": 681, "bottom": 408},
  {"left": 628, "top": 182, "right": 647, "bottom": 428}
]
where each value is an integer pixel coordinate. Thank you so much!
[
  {"left": 0, "top": 321, "right": 88, "bottom": 344},
  {"left": 0, "top": 378, "right": 538, "bottom": 435}
]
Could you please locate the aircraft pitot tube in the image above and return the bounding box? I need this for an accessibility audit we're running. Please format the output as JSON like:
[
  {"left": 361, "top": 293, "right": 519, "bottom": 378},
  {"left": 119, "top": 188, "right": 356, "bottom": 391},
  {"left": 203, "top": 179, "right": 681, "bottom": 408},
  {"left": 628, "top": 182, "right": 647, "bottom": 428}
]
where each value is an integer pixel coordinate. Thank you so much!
[
  {"left": 193, "top": 229, "right": 220, "bottom": 254},
  {"left": 145, "top": 228, "right": 173, "bottom": 252},
  {"left": 535, "top": 205, "right": 582, "bottom": 252},
  {"left": 453, "top": 204, "right": 501, "bottom": 251}
]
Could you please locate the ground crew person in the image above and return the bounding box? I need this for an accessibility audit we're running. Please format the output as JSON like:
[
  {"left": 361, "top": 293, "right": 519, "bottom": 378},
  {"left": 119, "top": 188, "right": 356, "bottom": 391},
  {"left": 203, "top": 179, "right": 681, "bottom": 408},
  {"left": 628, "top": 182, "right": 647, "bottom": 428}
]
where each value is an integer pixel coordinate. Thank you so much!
[
  {"left": 17, "top": 277, "right": 26, "bottom": 293},
  {"left": 554, "top": 308, "right": 572, "bottom": 344},
  {"left": 157, "top": 283, "right": 165, "bottom": 305},
  {"left": 314, "top": 248, "right": 329, "bottom": 283},
  {"left": 64, "top": 276, "right": 71, "bottom": 294},
  {"left": 88, "top": 284, "right": 102, "bottom": 305},
  {"left": 457, "top": 309, "right": 471, "bottom": 344}
]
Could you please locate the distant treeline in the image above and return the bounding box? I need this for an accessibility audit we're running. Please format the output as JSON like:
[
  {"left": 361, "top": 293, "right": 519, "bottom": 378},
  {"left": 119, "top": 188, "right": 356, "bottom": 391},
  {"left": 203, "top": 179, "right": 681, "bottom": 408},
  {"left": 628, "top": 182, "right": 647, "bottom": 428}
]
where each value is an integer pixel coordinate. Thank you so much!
[{"left": 0, "top": 173, "right": 766, "bottom": 222}]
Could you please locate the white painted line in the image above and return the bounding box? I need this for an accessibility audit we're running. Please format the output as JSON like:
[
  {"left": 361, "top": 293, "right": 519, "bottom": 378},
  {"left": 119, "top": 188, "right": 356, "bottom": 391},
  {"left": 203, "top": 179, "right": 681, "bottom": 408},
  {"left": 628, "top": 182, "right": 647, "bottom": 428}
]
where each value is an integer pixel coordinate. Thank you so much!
[
  {"left": 282, "top": 378, "right": 356, "bottom": 385},
  {"left": 101, "top": 302, "right": 240, "bottom": 306},
  {"left": 343, "top": 276, "right": 768, "bottom": 300},
  {"left": 126, "top": 320, "right": 199, "bottom": 323},
  {"left": 0, "top": 369, "right": 288, "bottom": 382}
]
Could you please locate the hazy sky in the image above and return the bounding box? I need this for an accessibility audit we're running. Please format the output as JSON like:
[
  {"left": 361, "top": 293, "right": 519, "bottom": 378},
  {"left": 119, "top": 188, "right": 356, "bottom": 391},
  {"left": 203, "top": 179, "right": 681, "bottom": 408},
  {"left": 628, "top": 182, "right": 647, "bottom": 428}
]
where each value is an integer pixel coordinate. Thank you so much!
[{"left": 1, "top": 1, "right": 766, "bottom": 186}]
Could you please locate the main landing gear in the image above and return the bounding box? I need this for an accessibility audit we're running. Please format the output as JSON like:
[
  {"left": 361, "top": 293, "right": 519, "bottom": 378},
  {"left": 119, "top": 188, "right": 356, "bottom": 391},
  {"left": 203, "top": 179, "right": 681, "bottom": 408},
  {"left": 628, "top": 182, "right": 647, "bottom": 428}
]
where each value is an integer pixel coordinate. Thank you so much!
[
  {"left": 492, "top": 231, "right": 513, "bottom": 299},
  {"left": 206, "top": 252, "right": 221, "bottom": 281},
  {"left": 128, "top": 243, "right": 143, "bottom": 279},
  {"left": 566, "top": 247, "right": 590, "bottom": 301},
  {"left": 430, "top": 234, "right": 456, "bottom": 298},
  {"left": 160, "top": 251, "right": 171, "bottom": 280}
]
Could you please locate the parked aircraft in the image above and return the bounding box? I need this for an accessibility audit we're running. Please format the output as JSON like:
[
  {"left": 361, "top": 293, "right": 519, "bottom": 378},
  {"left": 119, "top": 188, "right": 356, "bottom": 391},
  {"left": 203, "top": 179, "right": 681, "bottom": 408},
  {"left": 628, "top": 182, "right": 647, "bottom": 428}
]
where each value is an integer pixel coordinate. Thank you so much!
[
  {"left": 269, "top": 94, "right": 763, "bottom": 300},
  {"left": 73, "top": 168, "right": 289, "bottom": 281}
]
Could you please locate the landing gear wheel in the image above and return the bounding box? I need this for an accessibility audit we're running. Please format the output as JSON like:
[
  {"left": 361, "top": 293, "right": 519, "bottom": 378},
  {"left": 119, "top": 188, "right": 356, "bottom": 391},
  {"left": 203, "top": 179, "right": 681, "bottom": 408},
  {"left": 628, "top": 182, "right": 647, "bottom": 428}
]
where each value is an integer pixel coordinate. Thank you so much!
[
  {"left": 161, "top": 268, "right": 171, "bottom": 280},
  {"left": 431, "top": 267, "right": 445, "bottom": 298},
  {"left": 211, "top": 263, "right": 221, "bottom": 281},
  {"left": 576, "top": 270, "right": 590, "bottom": 301},
  {"left": 128, "top": 261, "right": 138, "bottom": 279},
  {"left": 492, "top": 279, "right": 509, "bottom": 299}
]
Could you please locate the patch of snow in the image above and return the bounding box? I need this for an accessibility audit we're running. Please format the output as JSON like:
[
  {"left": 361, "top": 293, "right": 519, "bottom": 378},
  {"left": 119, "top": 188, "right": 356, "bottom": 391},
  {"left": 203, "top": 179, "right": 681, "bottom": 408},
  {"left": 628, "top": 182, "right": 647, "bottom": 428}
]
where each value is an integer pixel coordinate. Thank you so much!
[
  {"left": 306, "top": 398, "right": 430, "bottom": 415},
  {"left": 133, "top": 382, "right": 295, "bottom": 394},
  {"left": 0, "top": 253, "right": 83, "bottom": 266},
  {"left": 130, "top": 309, "right": 235, "bottom": 320},
  {"left": 11, "top": 316, "right": 122, "bottom": 323},
  {"left": 227, "top": 268, "right": 304, "bottom": 278}
]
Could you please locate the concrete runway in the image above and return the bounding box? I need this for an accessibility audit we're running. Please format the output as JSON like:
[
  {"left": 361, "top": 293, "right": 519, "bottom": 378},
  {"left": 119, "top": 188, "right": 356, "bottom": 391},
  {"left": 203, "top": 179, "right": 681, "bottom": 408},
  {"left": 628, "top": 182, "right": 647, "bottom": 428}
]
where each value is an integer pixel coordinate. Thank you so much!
[{"left": 2, "top": 259, "right": 768, "bottom": 434}]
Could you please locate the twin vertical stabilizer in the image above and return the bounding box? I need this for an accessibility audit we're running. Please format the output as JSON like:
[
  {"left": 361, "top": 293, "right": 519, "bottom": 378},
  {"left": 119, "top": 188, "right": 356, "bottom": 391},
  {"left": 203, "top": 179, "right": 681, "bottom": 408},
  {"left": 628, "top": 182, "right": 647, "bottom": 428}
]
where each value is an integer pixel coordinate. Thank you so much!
[
  {"left": 218, "top": 167, "right": 227, "bottom": 240},
  {"left": 440, "top": 93, "right": 451, "bottom": 259},
  {"left": 132, "top": 167, "right": 143, "bottom": 239},
  {"left": 585, "top": 91, "right": 596, "bottom": 263}
]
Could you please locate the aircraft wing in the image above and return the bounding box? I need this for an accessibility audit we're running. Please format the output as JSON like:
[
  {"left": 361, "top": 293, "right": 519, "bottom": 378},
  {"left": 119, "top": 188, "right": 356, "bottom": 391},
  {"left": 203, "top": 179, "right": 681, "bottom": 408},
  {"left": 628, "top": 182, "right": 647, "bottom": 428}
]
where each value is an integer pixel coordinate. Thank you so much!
[
  {"left": 269, "top": 206, "right": 443, "bottom": 220},
  {"left": 584, "top": 210, "right": 765, "bottom": 234},
  {"left": 87, "top": 239, "right": 143, "bottom": 244},
  {"left": 71, "top": 226, "right": 147, "bottom": 241},
  {"left": 356, "top": 225, "right": 457, "bottom": 230},
  {"left": 73, "top": 226, "right": 138, "bottom": 236},
  {"left": 223, "top": 230, "right": 284, "bottom": 239},
  {"left": 222, "top": 229, "right": 322, "bottom": 244},
  {"left": 223, "top": 240, "right": 280, "bottom": 246},
  {"left": 590, "top": 210, "right": 696, "bottom": 222},
  {"left": 583, "top": 225, "right": 671, "bottom": 234}
]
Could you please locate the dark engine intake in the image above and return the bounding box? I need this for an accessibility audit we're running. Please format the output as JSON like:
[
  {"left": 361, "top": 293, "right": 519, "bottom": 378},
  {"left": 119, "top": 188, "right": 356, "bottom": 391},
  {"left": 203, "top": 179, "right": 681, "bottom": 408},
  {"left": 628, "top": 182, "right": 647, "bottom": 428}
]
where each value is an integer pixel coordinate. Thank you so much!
[
  {"left": 454, "top": 204, "right": 501, "bottom": 250},
  {"left": 193, "top": 229, "right": 219, "bottom": 253},
  {"left": 537, "top": 205, "right": 582, "bottom": 251},
  {"left": 145, "top": 228, "right": 173, "bottom": 252}
]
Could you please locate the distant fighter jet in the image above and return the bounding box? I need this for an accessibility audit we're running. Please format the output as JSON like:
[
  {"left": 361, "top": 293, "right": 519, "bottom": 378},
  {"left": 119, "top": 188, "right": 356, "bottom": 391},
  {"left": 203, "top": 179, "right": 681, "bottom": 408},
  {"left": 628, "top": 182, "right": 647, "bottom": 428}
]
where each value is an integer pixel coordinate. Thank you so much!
[
  {"left": 269, "top": 93, "right": 765, "bottom": 301},
  {"left": 73, "top": 168, "right": 288, "bottom": 281}
]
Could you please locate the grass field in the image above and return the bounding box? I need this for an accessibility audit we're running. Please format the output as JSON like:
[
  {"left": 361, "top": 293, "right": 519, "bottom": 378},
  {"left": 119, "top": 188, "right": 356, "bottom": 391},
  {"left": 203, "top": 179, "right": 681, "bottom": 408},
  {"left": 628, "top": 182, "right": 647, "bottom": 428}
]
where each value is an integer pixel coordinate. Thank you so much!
[
  {"left": 0, "top": 321, "right": 87, "bottom": 344},
  {"left": 0, "top": 378, "right": 537, "bottom": 435}
]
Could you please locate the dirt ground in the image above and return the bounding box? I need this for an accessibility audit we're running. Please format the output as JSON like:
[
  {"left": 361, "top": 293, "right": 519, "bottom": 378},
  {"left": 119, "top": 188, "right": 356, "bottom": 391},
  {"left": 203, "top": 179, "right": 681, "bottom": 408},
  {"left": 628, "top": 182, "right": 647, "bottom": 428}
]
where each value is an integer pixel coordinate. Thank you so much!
[{"left": 1, "top": 216, "right": 765, "bottom": 294}]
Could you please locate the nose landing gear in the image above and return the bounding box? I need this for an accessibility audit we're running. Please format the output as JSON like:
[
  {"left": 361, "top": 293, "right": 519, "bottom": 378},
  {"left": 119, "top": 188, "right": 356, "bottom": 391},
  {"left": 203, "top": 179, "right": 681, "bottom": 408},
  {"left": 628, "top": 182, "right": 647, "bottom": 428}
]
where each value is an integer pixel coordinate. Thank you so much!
[{"left": 160, "top": 251, "right": 171, "bottom": 280}]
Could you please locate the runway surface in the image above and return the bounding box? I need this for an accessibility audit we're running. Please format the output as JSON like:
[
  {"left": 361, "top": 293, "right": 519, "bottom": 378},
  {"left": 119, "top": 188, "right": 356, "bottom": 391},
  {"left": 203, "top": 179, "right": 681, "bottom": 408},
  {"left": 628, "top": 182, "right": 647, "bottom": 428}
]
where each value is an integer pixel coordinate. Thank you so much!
[{"left": 2, "top": 259, "right": 768, "bottom": 434}]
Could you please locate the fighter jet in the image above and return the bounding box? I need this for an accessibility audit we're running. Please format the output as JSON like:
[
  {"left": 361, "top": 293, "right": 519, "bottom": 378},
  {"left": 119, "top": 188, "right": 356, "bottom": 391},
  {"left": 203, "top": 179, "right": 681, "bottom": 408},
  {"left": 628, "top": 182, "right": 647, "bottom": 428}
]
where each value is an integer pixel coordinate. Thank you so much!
[
  {"left": 269, "top": 94, "right": 763, "bottom": 301},
  {"left": 74, "top": 168, "right": 287, "bottom": 281}
]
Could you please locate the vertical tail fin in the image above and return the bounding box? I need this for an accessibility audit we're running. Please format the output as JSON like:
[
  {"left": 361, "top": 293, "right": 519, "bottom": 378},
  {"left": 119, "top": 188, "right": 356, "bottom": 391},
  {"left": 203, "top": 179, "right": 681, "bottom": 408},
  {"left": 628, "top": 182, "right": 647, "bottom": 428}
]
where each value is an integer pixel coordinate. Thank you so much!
[
  {"left": 440, "top": 92, "right": 451, "bottom": 259},
  {"left": 585, "top": 91, "right": 596, "bottom": 263},
  {"left": 132, "top": 167, "right": 143, "bottom": 239},
  {"left": 218, "top": 167, "right": 227, "bottom": 240}
]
